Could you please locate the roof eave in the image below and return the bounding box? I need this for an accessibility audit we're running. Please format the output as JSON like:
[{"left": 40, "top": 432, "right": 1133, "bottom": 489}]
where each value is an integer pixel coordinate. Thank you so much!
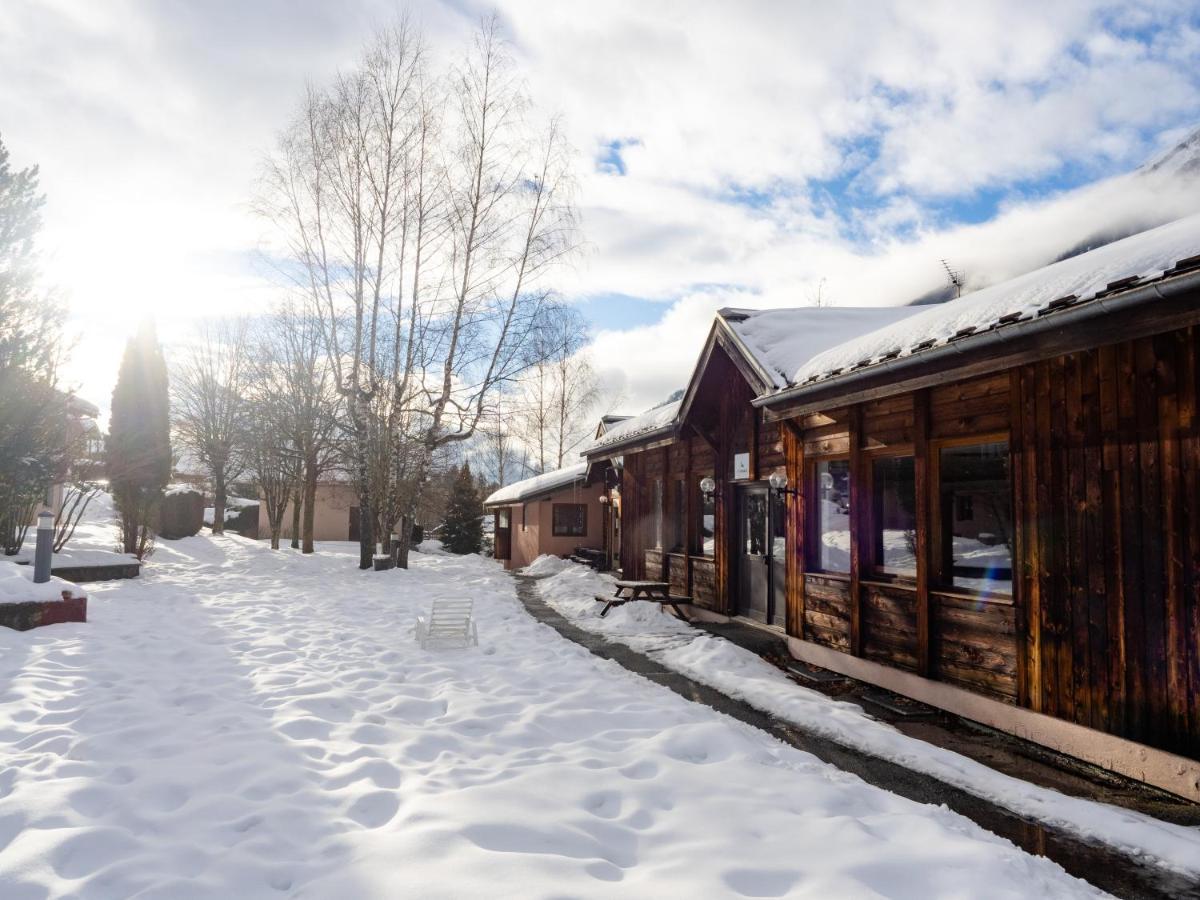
[
  {"left": 581, "top": 423, "right": 680, "bottom": 459},
  {"left": 755, "top": 267, "right": 1200, "bottom": 419}
]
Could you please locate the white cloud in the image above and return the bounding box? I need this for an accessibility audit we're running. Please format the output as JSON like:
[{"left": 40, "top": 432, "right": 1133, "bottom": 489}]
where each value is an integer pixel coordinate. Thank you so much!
[{"left": 2, "top": 0, "right": 1198, "bottom": 424}]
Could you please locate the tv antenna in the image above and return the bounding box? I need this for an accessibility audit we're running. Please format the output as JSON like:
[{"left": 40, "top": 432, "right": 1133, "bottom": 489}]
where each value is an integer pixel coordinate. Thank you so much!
[{"left": 941, "top": 259, "right": 964, "bottom": 299}]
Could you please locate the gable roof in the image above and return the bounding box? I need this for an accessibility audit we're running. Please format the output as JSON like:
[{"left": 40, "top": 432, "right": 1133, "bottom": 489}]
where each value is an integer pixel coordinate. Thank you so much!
[
  {"left": 720, "top": 307, "right": 925, "bottom": 389},
  {"left": 483, "top": 462, "right": 588, "bottom": 507},
  {"left": 582, "top": 400, "right": 682, "bottom": 457}
]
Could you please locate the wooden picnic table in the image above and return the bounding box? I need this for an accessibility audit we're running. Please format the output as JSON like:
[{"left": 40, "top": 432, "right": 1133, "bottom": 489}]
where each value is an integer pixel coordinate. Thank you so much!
[{"left": 595, "top": 580, "right": 691, "bottom": 620}]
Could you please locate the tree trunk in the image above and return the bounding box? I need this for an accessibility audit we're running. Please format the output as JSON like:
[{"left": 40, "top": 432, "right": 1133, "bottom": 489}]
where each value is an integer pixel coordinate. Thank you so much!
[
  {"left": 302, "top": 459, "right": 317, "bottom": 554},
  {"left": 395, "top": 514, "right": 412, "bottom": 569},
  {"left": 358, "top": 500, "right": 373, "bottom": 568},
  {"left": 290, "top": 482, "right": 302, "bottom": 550},
  {"left": 212, "top": 470, "right": 227, "bottom": 536},
  {"left": 270, "top": 528, "right": 281, "bottom": 550}
]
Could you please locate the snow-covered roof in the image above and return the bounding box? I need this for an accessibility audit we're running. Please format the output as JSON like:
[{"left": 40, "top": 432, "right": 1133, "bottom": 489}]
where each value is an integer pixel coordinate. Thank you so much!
[
  {"left": 788, "top": 212, "right": 1200, "bottom": 389},
  {"left": 483, "top": 462, "right": 589, "bottom": 506},
  {"left": 720, "top": 307, "right": 926, "bottom": 389},
  {"left": 583, "top": 399, "right": 682, "bottom": 456}
]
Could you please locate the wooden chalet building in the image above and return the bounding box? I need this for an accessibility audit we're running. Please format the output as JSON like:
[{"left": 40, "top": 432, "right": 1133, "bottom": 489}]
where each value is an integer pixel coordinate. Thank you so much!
[{"left": 582, "top": 213, "right": 1200, "bottom": 799}]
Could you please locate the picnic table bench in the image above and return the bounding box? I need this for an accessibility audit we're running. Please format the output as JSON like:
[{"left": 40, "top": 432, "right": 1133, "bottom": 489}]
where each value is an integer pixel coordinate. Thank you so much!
[{"left": 595, "top": 580, "right": 692, "bottom": 620}]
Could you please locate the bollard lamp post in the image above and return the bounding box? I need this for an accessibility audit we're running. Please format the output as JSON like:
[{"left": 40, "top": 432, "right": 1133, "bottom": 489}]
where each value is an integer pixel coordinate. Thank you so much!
[{"left": 33, "top": 510, "right": 54, "bottom": 584}]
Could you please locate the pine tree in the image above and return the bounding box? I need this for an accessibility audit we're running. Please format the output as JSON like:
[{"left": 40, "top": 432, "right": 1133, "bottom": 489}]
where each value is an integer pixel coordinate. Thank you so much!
[
  {"left": 440, "top": 463, "right": 483, "bottom": 555},
  {"left": 108, "top": 321, "right": 171, "bottom": 558},
  {"left": 0, "top": 133, "right": 72, "bottom": 554}
]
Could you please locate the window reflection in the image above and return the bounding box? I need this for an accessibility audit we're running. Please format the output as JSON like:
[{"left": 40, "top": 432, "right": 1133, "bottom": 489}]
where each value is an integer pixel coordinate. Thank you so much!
[
  {"left": 815, "top": 459, "right": 850, "bottom": 573},
  {"left": 939, "top": 442, "right": 1012, "bottom": 595},
  {"left": 873, "top": 456, "right": 916, "bottom": 577}
]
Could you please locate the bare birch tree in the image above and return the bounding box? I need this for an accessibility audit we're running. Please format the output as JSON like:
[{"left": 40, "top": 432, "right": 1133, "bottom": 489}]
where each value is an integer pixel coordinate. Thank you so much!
[
  {"left": 171, "top": 319, "right": 249, "bottom": 536},
  {"left": 259, "top": 15, "right": 578, "bottom": 569}
]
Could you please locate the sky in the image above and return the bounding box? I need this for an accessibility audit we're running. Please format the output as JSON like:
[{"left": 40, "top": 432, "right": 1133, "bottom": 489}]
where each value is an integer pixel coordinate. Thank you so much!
[{"left": 3, "top": 0, "right": 1200, "bottom": 422}]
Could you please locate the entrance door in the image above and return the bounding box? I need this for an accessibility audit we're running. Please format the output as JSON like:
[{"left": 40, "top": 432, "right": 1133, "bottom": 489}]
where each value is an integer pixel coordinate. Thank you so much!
[
  {"left": 736, "top": 484, "right": 787, "bottom": 627},
  {"left": 737, "top": 485, "right": 770, "bottom": 622},
  {"left": 495, "top": 508, "right": 512, "bottom": 561}
]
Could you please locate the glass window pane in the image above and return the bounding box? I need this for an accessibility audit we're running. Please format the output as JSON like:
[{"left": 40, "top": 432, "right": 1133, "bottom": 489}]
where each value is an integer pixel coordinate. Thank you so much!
[
  {"left": 653, "top": 480, "right": 663, "bottom": 549},
  {"left": 552, "top": 503, "right": 587, "bottom": 537},
  {"left": 873, "top": 456, "right": 916, "bottom": 577},
  {"left": 698, "top": 478, "right": 715, "bottom": 556},
  {"left": 771, "top": 491, "right": 786, "bottom": 560},
  {"left": 673, "top": 480, "right": 685, "bottom": 550},
  {"left": 744, "top": 492, "right": 767, "bottom": 555},
  {"left": 498, "top": 509, "right": 510, "bottom": 528},
  {"left": 816, "top": 459, "right": 851, "bottom": 573},
  {"left": 939, "top": 442, "right": 1012, "bottom": 595}
]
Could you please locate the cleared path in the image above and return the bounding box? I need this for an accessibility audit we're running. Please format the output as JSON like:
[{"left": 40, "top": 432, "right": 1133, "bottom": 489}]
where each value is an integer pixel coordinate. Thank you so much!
[{"left": 512, "top": 574, "right": 1200, "bottom": 900}]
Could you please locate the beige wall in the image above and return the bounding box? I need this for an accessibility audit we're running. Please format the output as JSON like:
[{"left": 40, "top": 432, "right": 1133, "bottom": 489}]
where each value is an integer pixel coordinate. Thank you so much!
[
  {"left": 258, "top": 483, "right": 358, "bottom": 543},
  {"left": 501, "top": 480, "right": 605, "bottom": 570}
]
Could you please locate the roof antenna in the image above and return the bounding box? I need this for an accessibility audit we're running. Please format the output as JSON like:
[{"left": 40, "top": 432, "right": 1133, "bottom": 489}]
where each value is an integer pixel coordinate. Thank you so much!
[{"left": 941, "top": 259, "right": 964, "bottom": 299}]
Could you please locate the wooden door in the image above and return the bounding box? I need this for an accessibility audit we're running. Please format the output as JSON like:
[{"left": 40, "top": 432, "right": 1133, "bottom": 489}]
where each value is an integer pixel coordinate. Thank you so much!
[{"left": 494, "top": 508, "right": 512, "bottom": 561}]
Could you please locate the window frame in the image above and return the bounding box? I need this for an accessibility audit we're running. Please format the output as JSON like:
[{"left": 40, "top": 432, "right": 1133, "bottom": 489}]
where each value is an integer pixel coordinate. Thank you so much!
[
  {"left": 930, "top": 432, "right": 1014, "bottom": 600},
  {"left": 865, "top": 447, "right": 918, "bottom": 582},
  {"left": 806, "top": 454, "right": 852, "bottom": 576},
  {"left": 551, "top": 502, "right": 588, "bottom": 538}
]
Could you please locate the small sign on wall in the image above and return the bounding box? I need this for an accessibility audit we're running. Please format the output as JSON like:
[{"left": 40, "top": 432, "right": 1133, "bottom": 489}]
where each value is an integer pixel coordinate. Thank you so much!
[{"left": 733, "top": 452, "right": 750, "bottom": 480}]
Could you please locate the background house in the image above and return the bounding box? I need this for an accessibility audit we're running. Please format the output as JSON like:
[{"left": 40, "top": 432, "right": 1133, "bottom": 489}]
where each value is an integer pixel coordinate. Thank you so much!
[{"left": 483, "top": 463, "right": 605, "bottom": 570}]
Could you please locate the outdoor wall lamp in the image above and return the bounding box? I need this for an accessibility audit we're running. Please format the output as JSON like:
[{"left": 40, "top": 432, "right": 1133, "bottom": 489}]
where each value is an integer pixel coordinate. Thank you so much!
[
  {"left": 769, "top": 471, "right": 798, "bottom": 499},
  {"left": 598, "top": 494, "right": 609, "bottom": 505},
  {"left": 699, "top": 476, "right": 716, "bottom": 502}
]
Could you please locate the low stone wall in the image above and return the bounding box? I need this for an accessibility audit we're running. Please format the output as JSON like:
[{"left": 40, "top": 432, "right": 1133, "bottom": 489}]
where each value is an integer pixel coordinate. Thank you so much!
[
  {"left": 0, "top": 596, "right": 87, "bottom": 631},
  {"left": 50, "top": 563, "right": 140, "bottom": 582}
]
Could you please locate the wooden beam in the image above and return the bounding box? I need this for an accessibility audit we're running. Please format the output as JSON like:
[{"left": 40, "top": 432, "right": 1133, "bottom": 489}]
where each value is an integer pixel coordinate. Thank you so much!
[
  {"left": 913, "top": 389, "right": 932, "bottom": 677},
  {"left": 849, "top": 405, "right": 864, "bottom": 657}
]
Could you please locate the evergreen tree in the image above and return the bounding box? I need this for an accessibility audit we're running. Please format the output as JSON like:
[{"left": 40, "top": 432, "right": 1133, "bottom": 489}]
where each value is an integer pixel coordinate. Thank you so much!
[
  {"left": 108, "top": 321, "right": 171, "bottom": 558},
  {"left": 0, "top": 133, "right": 72, "bottom": 554},
  {"left": 440, "top": 463, "right": 483, "bottom": 555}
]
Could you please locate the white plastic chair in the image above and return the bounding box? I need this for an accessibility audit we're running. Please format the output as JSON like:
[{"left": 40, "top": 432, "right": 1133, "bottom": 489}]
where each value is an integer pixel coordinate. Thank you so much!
[{"left": 415, "top": 599, "right": 479, "bottom": 649}]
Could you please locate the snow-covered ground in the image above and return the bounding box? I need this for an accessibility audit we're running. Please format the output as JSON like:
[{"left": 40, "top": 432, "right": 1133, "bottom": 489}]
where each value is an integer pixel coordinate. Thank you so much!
[
  {"left": 5, "top": 492, "right": 139, "bottom": 574},
  {"left": 0, "top": 533, "right": 1132, "bottom": 898},
  {"left": 533, "top": 558, "right": 1200, "bottom": 880}
]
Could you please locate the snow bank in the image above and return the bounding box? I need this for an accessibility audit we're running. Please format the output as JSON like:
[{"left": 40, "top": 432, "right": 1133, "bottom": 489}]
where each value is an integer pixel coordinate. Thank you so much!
[
  {"left": 0, "top": 564, "right": 82, "bottom": 604},
  {"left": 537, "top": 562, "right": 1200, "bottom": 878},
  {"left": 520, "top": 553, "right": 572, "bottom": 577},
  {"left": 0, "top": 532, "right": 1109, "bottom": 897},
  {"left": 416, "top": 538, "right": 446, "bottom": 555}
]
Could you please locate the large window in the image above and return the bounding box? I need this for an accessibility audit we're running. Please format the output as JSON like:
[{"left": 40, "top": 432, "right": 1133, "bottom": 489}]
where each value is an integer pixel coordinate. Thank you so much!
[
  {"left": 695, "top": 477, "right": 716, "bottom": 556},
  {"left": 770, "top": 490, "right": 786, "bottom": 560},
  {"left": 938, "top": 442, "right": 1012, "bottom": 595},
  {"left": 672, "top": 479, "right": 685, "bottom": 550},
  {"left": 552, "top": 503, "right": 587, "bottom": 537},
  {"left": 497, "top": 509, "right": 510, "bottom": 528},
  {"left": 653, "top": 479, "right": 664, "bottom": 549},
  {"left": 872, "top": 456, "right": 916, "bottom": 578},
  {"left": 813, "top": 458, "right": 851, "bottom": 573}
]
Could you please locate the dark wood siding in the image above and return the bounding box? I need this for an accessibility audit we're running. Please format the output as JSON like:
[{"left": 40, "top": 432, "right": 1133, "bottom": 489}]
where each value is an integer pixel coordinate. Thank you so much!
[
  {"left": 615, "top": 315, "right": 1200, "bottom": 762},
  {"left": 1012, "top": 327, "right": 1200, "bottom": 756}
]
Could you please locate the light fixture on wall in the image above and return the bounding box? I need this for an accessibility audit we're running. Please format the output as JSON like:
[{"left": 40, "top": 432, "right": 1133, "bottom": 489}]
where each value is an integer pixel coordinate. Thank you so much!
[
  {"left": 699, "top": 476, "right": 716, "bottom": 502},
  {"left": 769, "top": 471, "right": 797, "bottom": 499},
  {"left": 598, "top": 494, "right": 609, "bottom": 505}
]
